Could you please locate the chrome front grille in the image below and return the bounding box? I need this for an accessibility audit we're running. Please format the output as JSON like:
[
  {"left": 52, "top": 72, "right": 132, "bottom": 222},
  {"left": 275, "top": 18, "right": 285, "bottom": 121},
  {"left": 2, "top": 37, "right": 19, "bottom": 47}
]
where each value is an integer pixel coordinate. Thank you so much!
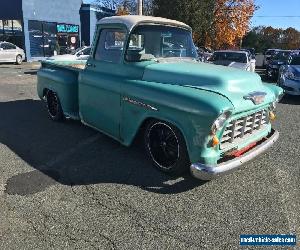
[{"left": 220, "top": 109, "right": 269, "bottom": 149}]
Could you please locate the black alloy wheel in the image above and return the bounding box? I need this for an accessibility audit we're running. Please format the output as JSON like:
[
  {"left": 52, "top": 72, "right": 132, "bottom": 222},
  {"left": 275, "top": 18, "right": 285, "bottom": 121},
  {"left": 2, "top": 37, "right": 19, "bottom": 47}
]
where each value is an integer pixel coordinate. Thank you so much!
[
  {"left": 144, "top": 120, "right": 190, "bottom": 175},
  {"left": 46, "top": 91, "right": 64, "bottom": 121}
]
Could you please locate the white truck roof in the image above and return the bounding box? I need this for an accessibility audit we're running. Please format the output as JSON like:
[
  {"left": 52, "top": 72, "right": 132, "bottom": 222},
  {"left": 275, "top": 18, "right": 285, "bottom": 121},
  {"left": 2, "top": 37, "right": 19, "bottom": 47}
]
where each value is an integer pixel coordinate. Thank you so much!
[{"left": 97, "top": 15, "right": 191, "bottom": 31}]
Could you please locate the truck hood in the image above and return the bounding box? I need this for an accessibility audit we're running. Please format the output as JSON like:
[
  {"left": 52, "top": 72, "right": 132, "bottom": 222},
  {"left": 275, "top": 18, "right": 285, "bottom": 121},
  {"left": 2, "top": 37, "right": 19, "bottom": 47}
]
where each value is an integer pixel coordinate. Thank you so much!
[{"left": 143, "top": 61, "right": 276, "bottom": 113}]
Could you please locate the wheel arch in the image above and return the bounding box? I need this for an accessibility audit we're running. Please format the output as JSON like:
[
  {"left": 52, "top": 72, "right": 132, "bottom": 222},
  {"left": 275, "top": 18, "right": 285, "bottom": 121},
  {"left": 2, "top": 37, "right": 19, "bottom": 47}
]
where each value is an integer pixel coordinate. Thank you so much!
[{"left": 122, "top": 114, "right": 195, "bottom": 162}]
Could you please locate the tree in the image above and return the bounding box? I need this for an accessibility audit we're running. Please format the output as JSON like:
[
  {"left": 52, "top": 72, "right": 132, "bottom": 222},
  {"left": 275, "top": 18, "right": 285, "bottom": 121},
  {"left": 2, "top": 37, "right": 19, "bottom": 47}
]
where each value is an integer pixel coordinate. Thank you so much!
[
  {"left": 208, "top": 0, "right": 256, "bottom": 49},
  {"left": 93, "top": 0, "right": 154, "bottom": 15},
  {"left": 282, "top": 28, "right": 300, "bottom": 50},
  {"left": 242, "top": 26, "right": 300, "bottom": 52},
  {"left": 153, "top": 0, "right": 215, "bottom": 46},
  {"left": 153, "top": 0, "right": 256, "bottom": 49}
]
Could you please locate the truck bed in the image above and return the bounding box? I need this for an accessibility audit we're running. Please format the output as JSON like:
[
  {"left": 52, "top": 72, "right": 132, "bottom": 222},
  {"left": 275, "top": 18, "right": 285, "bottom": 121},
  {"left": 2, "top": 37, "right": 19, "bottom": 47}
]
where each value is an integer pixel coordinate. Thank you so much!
[
  {"left": 41, "top": 60, "right": 86, "bottom": 71},
  {"left": 37, "top": 60, "right": 86, "bottom": 120}
]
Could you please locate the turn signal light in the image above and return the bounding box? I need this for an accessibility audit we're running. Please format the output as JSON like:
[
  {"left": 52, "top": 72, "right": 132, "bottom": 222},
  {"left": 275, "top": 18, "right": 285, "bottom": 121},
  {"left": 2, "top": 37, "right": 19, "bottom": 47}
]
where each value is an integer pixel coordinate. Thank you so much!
[
  {"left": 269, "top": 111, "right": 276, "bottom": 121},
  {"left": 212, "top": 136, "right": 219, "bottom": 146}
]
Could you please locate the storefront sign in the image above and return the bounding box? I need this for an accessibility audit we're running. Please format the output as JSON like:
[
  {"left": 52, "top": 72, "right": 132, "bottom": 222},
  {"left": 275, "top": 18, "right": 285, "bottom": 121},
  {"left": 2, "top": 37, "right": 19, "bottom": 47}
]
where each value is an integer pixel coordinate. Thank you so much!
[{"left": 57, "top": 24, "right": 79, "bottom": 33}]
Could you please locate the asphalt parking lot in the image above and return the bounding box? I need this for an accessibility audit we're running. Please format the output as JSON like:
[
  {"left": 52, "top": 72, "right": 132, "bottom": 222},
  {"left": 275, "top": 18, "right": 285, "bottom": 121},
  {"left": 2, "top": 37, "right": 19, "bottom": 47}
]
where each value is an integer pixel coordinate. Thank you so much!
[{"left": 0, "top": 63, "right": 299, "bottom": 249}]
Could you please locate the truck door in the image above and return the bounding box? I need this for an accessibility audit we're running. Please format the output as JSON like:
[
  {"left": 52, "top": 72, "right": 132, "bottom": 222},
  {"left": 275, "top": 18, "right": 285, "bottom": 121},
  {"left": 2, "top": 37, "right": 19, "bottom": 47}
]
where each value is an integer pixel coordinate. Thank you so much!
[{"left": 78, "top": 28, "right": 127, "bottom": 139}]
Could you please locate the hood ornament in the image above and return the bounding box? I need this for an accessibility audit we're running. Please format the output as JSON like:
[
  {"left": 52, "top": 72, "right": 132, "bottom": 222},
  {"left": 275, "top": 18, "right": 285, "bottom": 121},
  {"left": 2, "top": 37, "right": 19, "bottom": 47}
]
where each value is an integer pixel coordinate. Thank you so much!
[{"left": 243, "top": 91, "right": 267, "bottom": 105}]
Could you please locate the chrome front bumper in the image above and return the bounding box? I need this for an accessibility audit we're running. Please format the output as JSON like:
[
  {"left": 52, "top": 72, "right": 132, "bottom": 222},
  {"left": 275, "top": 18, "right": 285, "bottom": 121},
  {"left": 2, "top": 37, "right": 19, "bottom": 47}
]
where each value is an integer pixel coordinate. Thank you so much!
[{"left": 190, "top": 129, "right": 279, "bottom": 180}]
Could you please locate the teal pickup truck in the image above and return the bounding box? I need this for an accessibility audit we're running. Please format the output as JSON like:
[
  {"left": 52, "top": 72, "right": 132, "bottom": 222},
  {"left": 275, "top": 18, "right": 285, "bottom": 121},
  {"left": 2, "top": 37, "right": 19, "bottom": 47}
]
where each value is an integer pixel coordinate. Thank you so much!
[{"left": 37, "top": 15, "right": 283, "bottom": 180}]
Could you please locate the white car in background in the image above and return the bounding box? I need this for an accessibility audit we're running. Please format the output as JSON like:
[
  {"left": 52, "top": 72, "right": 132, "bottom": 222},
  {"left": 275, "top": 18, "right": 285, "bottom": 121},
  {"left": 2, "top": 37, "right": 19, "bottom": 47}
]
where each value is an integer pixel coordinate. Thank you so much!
[
  {"left": 0, "top": 41, "right": 25, "bottom": 64},
  {"left": 210, "top": 50, "right": 255, "bottom": 72},
  {"left": 47, "top": 46, "right": 91, "bottom": 61}
]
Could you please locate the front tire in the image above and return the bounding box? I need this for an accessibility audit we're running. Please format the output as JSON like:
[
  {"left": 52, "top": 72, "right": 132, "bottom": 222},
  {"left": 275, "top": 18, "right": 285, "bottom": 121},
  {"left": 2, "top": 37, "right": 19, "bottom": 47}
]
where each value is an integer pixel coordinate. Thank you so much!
[
  {"left": 46, "top": 90, "right": 64, "bottom": 121},
  {"left": 144, "top": 120, "right": 190, "bottom": 175},
  {"left": 16, "top": 55, "right": 22, "bottom": 65}
]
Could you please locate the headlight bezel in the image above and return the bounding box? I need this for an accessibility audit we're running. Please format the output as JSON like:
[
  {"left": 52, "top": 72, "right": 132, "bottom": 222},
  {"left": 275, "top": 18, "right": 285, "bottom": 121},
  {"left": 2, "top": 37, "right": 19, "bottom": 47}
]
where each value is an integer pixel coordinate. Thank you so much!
[
  {"left": 211, "top": 110, "right": 232, "bottom": 135},
  {"left": 276, "top": 91, "right": 284, "bottom": 103}
]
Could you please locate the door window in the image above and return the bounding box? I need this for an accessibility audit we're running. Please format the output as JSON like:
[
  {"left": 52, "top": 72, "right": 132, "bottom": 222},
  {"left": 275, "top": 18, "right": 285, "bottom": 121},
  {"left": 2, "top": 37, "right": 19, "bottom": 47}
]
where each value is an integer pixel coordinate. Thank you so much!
[
  {"left": 2, "top": 43, "right": 16, "bottom": 50},
  {"left": 94, "top": 29, "right": 126, "bottom": 63}
]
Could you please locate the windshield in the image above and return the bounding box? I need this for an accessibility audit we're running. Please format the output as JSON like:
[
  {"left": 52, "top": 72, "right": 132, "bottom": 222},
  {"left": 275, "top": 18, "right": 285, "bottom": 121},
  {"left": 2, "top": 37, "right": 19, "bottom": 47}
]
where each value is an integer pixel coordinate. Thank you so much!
[
  {"left": 212, "top": 52, "right": 247, "bottom": 63},
  {"left": 272, "top": 51, "right": 290, "bottom": 61},
  {"left": 266, "top": 50, "right": 276, "bottom": 56},
  {"left": 291, "top": 56, "right": 300, "bottom": 65},
  {"left": 125, "top": 25, "right": 197, "bottom": 62}
]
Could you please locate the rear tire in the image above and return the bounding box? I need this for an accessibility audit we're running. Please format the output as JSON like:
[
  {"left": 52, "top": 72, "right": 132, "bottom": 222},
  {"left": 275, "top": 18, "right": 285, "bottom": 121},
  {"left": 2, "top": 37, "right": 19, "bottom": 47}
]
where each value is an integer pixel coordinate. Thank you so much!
[
  {"left": 46, "top": 90, "right": 64, "bottom": 121},
  {"left": 16, "top": 55, "right": 22, "bottom": 65},
  {"left": 144, "top": 120, "right": 190, "bottom": 175}
]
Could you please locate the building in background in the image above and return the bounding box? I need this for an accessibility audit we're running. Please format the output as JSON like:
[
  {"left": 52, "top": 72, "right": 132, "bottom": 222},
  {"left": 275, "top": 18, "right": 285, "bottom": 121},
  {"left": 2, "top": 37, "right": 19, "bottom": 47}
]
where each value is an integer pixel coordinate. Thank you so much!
[
  {"left": 0, "top": 0, "right": 24, "bottom": 51},
  {"left": 0, "top": 0, "right": 82, "bottom": 61},
  {"left": 80, "top": 4, "right": 115, "bottom": 46},
  {"left": 0, "top": 0, "right": 115, "bottom": 61}
]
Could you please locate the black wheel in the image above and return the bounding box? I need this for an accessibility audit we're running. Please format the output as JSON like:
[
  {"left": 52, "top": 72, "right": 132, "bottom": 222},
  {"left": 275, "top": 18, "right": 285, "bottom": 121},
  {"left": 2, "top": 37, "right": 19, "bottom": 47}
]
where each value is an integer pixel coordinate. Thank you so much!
[
  {"left": 46, "top": 90, "right": 64, "bottom": 121},
  {"left": 16, "top": 55, "right": 22, "bottom": 65},
  {"left": 144, "top": 120, "right": 190, "bottom": 175}
]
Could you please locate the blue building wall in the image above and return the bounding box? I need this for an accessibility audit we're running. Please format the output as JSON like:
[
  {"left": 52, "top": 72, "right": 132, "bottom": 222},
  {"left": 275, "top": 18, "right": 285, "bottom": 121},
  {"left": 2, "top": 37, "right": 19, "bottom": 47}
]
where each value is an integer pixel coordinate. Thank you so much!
[
  {"left": 0, "top": 0, "right": 23, "bottom": 19},
  {"left": 22, "top": 0, "right": 82, "bottom": 60},
  {"left": 80, "top": 4, "right": 115, "bottom": 46}
]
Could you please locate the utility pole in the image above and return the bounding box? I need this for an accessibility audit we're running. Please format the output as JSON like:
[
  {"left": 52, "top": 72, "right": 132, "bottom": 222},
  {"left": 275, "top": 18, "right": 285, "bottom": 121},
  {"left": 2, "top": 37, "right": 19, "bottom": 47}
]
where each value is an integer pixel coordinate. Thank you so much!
[{"left": 138, "top": 0, "right": 143, "bottom": 15}]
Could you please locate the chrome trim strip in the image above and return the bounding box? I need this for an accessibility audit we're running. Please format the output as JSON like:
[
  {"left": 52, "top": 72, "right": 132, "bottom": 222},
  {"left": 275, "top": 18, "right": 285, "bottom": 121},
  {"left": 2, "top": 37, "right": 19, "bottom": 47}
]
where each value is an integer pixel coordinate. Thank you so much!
[
  {"left": 190, "top": 129, "right": 279, "bottom": 180},
  {"left": 123, "top": 97, "right": 158, "bottom": 111}
]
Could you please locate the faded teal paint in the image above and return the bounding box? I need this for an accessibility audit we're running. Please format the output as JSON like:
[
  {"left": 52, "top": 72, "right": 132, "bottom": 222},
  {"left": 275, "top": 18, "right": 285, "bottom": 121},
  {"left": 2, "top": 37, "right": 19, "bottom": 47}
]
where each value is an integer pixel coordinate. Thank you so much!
[
  {"left": 142, "top": 61, "right": 282, "bottom": 113},
  {"left": 37, "top": 22, "right": 284, "bottom": 166},
  {"left": 37, "top": 61, "right": 83, "bottom": 118}
]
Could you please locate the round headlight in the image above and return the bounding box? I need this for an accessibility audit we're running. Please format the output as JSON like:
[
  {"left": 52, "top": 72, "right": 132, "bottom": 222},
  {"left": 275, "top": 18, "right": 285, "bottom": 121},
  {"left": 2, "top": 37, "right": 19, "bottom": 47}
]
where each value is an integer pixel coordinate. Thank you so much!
[{"left": 211, "top": 110, "right": 232, "bottom": 134}]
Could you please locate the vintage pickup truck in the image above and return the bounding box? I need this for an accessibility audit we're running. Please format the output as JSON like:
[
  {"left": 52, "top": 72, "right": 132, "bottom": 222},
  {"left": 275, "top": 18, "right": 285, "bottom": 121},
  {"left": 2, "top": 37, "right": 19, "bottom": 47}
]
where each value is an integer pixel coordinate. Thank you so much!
[{"left": 37, "top": 15, "right": 283, "bottom": 180}]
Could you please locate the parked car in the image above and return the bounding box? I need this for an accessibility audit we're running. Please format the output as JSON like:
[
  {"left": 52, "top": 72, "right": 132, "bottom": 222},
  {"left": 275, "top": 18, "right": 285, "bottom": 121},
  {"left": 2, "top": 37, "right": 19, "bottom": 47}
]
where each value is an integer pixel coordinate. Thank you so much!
[
  {"left": 0, "top": 41, "right": 25, "bottom": 64},
  {"left": 46, "top": 46, "right": 91, "bottom": 61},
  {"left": 265, "top": 50, "right": 291, "bottom": 80},
  {"left": 210, "top": 50, "right": 255, "bottom": 72},
  {"left": 198, "top": 46, "right": 213, "bottom": 61},
  {"left": 37, "top": 15, "right": 283, "bottom": 180},
  {"left": 241, "top": 48, "right": 256, "bottom": 71},
  {"left": 263, "top": 49, "right": 279, "bottom": 67},
  {"left": 241, "top": 48, "right": 255, "bottom": 57},
  {"left": 278, "top": 55, "right": 300, "bottom": 95}
]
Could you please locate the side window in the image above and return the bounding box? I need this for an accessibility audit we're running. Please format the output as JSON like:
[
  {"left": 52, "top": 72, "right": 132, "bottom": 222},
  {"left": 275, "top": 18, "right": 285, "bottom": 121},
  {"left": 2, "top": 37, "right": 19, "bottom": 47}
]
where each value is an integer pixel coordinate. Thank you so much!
[
  {"left": 2, "top": 43, "right": 9, "bottom": 50},
  {"left": 3, "top": 43, "right": 16, "bottom": 50},
  {"left": 94, "top": 29, "right": 126, "bottom": 63}
]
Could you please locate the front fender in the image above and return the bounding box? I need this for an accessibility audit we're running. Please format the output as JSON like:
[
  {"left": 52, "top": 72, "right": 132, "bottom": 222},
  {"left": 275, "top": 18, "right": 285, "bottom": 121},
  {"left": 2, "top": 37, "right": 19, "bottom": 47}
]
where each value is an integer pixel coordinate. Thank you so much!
[{"left": 120, "top": 80, "right": 233, "bottom": 163}]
